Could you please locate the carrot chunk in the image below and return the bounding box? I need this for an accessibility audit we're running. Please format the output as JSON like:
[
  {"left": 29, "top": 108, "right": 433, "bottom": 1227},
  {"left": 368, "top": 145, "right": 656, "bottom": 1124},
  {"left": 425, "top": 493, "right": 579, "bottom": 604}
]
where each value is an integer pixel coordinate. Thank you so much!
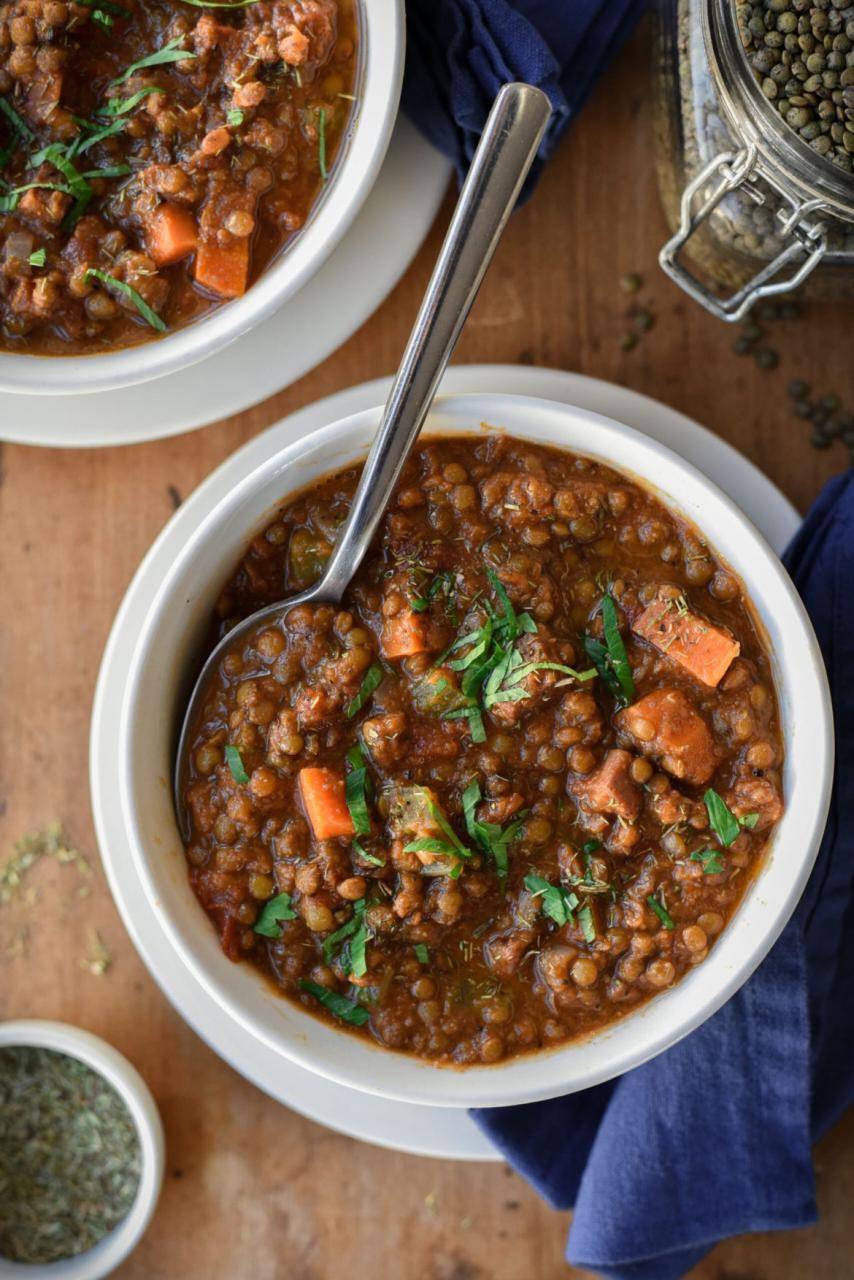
[
  {"left": 193, "top": 236, "right": 249, "bottom": 299},
  {"left": 298, "top": 767, "right": 354, "bottom": 841},
  {"left": 633, "top": 593, "right": 740, "bottom": 687},
  {"left": 146, "top": 203, "right": 199, "bottom": 267},
  {"left": 381, "top": 608, "right": 433, "bottom": 660}
]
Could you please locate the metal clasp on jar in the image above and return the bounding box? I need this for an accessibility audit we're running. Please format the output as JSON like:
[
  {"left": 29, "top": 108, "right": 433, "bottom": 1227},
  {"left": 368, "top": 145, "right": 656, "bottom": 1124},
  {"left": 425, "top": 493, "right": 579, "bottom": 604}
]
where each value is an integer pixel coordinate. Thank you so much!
[{"left": 659, "top": 145, "right": 829, "bottom": 322}]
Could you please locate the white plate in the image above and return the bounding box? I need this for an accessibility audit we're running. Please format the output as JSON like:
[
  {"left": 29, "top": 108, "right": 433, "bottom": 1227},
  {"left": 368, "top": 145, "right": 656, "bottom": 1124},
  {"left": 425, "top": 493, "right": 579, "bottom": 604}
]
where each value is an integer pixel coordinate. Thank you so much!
[
  {"left": 90, "top": 365, "right": 800, "bottom": 1160},
  {"left": 1, "top": 118, "right": 451, "bottom": 449}
]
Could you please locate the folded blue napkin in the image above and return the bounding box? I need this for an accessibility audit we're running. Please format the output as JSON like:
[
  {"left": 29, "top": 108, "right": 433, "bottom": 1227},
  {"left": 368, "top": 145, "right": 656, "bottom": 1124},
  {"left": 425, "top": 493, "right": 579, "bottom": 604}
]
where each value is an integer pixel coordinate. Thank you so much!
[
  {"left": 473, "top": 468, "right": 854, "bottom": 1279},
  {"left": 403, "top": 0, "right": 647, "bottom": 197}
]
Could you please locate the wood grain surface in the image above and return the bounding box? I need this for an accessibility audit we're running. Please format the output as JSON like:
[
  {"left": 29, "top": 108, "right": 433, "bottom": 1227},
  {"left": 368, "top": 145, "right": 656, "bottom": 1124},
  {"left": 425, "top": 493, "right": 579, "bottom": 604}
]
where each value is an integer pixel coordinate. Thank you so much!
[{"left": 2, "top": 23, "right": 852, "bottom": 1280}]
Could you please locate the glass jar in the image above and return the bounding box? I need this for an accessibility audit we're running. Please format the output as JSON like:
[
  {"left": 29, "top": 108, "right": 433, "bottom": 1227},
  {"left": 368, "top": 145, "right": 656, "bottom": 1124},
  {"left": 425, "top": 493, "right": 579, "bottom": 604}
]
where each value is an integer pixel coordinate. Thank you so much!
[{"left": 653, "top": 0, "right": 854, "bottom": 319}]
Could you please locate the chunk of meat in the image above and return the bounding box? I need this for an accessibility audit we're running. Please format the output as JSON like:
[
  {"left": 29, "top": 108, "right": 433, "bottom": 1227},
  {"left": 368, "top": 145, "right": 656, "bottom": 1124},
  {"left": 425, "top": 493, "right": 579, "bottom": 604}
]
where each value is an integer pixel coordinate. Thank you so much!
[
  {"left": 573, "top": 749, "right": 641, "bottom": 821},
  {"left": 633, "top": 592, "right": 740, "bottom": 687},
  {"left": 294, "top": 684, "right": 342, "bottom": 730},
  {"left": 361, "top": 713, "right": 408, "bottom": 769},
  {"left": 617, "top": 688, "right": 717, "bottom": 786},
  {"left": 726, "top": 772, "right": 783, "bottom": 833},
  {"left": 298, "top": 767, "right": 354, "bottom": 840},
  {"left": 478, "top": 471, "right": 555, "bottom": 528},
  {"left": 487, "top": 928, "right": 536, "bottom": 977}
]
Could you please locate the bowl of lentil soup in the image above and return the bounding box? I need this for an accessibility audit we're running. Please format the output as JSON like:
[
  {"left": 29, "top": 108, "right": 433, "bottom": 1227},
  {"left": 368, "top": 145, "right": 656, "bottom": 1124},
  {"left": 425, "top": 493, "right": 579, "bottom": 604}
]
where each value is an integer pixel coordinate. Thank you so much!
[
  {"left": 0, "top": 0, "right": 402, "bottom": 395},
  {"left": 113, "top": 394, "right": 832, "bottom": 1107}
]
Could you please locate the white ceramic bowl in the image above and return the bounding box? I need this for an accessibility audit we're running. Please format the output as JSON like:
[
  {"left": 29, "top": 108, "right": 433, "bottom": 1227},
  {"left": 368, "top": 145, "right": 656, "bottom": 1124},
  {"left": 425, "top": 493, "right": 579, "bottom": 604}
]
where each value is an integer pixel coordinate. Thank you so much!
[
  {"left": 0, "top": 1020, "right": 164, "bottom": 1279},
  {"left": 114, "top": 393, "right": 833, "bottom": 1109},
  {"left": 0, "top": 0, "right": 403, "bottom": 397}
]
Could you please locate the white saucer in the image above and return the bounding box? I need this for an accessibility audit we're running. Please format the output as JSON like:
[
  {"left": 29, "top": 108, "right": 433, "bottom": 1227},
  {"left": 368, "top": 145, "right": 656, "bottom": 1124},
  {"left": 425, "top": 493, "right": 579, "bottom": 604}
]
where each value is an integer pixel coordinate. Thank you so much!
[
  {"left": 2, "top": 118, "right": 451, "bottom": 449},
  {"left": 90, "top": 365, "right": 800, "bottom": 1161}
]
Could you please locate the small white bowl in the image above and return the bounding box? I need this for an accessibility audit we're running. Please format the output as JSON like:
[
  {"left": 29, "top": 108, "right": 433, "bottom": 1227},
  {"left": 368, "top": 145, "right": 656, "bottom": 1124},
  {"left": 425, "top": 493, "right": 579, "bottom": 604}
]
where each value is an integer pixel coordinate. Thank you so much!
[
  {"left": 0, "top": 0, "right": 404, "bottom": 397},
  {"left": 0, "top": 1021, "right": 164, "bottom": 1280},
  {"left": 114, "top": 393, "right": 833, "bottom": 1109}
]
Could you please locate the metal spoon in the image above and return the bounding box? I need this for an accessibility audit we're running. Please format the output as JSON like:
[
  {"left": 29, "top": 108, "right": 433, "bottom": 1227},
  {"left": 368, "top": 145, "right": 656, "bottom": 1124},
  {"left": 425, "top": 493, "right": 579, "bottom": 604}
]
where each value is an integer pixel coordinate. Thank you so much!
[{"left": 174, "top": 82, "right": 552, "bottom": 833}]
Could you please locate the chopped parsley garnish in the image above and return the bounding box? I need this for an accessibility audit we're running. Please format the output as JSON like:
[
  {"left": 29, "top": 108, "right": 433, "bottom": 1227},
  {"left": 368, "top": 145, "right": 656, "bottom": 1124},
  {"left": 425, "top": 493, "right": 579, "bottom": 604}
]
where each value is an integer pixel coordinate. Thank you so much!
[
  {"left": 253, "top": 892, "right": 296, "bottom": 937},
  {"left": 410, "top": 569, "right": 456, "bottom": 618},
  {"left": 414, "top": 943, "right": 430, "bottom": 964},
  {"left": 224, "top": 744, "right": 249, "bottom": 784},
  {"left": 84, "top": 268, "right": 167, "bottom": 331},
  {"left": 28, "top": 248, "right": 46, "bottom": 267},
  {"left": 436, "top": 569, "right": 593, "bottom": 739},
  {"left": 582, "top": 838, "right": 602, "bottom": 856},
  {"left": 582, "top": 593, "right": 634, "bottom": 706},
  {"left": 352, "top": 839, "right": 384, "bottom": 867},
  {"left": 299, "top": 979, "right": 369, "bottom": 1026},
  {"left": 578, "top": 902, "right": 597, "bottom": 943},
  {"left": 317, "top": 106, "right": 327, "bottom": 180},
  {"left": 227, "top": 108, "right": 245, "bottom": 127},
  {"left": 689, "top": 848, "right": 725, "bottom": 875},
  {"left": 111, "top": 36, "right": 197, "bottom": 88},
  {"left": 101, "top": 87, "right": 160, "bottom": 117},
  {"left": 345, "top": 743, "right": 371, "bottom": 836},
  {"left": 461, "top": 778, "right": 526, "bottom": 890},
  {"left": 345, "top": 662, "right": 384, "bottom": 718},
  {"left": 323, "top": 898, "right": 370, "bottom": 977},
  {"left": 524, "top": 874, "right": 579, "bottom": 928},
  {"left": 647, "top": 894, "right": 675, "bottom": 929},
  {"left": 0, "top": 97, "right": 34, "bottom": 141},
  {"left": 704, "top": 789, "right": 759, "bottom": 847}
]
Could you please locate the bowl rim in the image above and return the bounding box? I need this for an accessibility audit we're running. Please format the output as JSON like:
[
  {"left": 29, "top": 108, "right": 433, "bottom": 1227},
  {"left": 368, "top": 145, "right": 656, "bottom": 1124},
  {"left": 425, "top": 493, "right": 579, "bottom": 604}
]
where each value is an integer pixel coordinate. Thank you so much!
[
  {"left": 0, "top": 0, "right": 404, "bottom": 397},
  {"left": 114, "top": 392, "right": 834, "bottom": 1108},
  {"left": 0, "top": 1020, "right": 164, "bottom": 1280}
]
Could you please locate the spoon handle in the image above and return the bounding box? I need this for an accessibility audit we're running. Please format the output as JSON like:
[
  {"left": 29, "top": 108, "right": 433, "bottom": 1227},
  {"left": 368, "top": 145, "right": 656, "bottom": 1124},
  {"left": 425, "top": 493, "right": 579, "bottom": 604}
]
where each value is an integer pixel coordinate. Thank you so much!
[{"left": 314, "top": 82, "right": 552, "bottom": 603}]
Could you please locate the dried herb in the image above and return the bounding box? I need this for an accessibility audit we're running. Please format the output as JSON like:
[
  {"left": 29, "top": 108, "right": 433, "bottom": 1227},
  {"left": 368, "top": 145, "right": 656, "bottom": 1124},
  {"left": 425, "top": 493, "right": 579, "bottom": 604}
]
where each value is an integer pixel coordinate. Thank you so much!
[
  {"left": 0, "top": 1046, "right": 141, "bottom": 1264},
  {"left": 1, "top": 822, "right": 91, "bottom": 907}
]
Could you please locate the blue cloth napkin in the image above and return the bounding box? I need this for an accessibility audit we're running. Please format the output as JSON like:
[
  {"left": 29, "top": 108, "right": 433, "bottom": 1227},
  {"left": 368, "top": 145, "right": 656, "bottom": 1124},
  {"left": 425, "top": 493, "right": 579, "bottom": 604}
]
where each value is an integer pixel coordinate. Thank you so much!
[
  {"left": 473, "top": 468, "right": 854, "bottom": 1279},
  {"left": 402, "top": 0, "right": 646, "bottom": 198}
]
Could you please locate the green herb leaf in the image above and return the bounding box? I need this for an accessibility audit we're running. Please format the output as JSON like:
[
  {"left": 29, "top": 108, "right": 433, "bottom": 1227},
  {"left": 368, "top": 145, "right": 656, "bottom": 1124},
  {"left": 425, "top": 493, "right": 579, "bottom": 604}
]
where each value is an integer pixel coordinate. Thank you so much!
[
  {"left": 227, "top": 108, "right": 245, "bottom": 127},
  {"left": 111, "top": 35, "right": 197, "bottom": 87},
  {"left": 28, "top": 248, "right": 46, "bottom": 267},
  {"left": 345, "top": 753, "right": 371, "bottom": 836},
  {"left": 224, "top": 744, "right": 249, "bottom": 784},
  {"left": 0, "top": 96, "right": 35, "bottom": 144},
  {"left": 253, "top": 892, "right": 296, "bottom": 936},
  {"left": 100, "top": 87, "right": 159, "bottom": 117},
  {"left": 582, "top": 839, "right": 602, "bottom": 856},
  {"left": 84, "top": 268, "right": 167, "bottom": 332},
  {"left": 689, "top": 848, "right": 725, "bottom": 875},
  {"left": 578, "top": 902, "right": 597, "bottom": 943},
  {"left": 647, "top": 894, "right": 675, "bottom": 929},
  {"left": 524, "top": 873, "right": 579, "bottom": 928},
  {"left": 346, "top": 662, "right": 384, "bottom": 718},
  {"left": 352, "top": 839, "right": 384, "bottom": 867},
  {"left": 703, "top": 789, "right": 757, "bottom": 847},
  {"left": 323, "top": 899, "right": 369, "bottom": 974},
  {"left": 600, "top": 594, "right": 635, "bottom": 705},
  {"left": 414, "top": 943, "right": 429, "bottom": 964},
  {"left": 298, "top": 979, "right": 369, "bottom": 1026}
]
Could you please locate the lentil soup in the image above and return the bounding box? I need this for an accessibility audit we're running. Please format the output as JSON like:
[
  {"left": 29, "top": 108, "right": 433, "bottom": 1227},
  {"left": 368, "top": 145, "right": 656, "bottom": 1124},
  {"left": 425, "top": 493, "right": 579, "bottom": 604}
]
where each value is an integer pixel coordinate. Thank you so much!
[
  {"left": 181, "top": 434, "right": 785, "bottom": 1067},
  {"left": 0, "top": 0, "right": 357, "bottom": 353}
]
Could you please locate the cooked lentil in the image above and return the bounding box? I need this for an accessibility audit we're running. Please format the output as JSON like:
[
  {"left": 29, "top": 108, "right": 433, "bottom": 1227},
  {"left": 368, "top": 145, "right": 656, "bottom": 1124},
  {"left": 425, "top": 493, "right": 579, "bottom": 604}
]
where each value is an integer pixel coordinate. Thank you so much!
[
  {"left": 180, "top": 435, "right": 785, "bottom": 1066},
  {"left": 0, "top": 0, "right": 357, "bottom": 353}
]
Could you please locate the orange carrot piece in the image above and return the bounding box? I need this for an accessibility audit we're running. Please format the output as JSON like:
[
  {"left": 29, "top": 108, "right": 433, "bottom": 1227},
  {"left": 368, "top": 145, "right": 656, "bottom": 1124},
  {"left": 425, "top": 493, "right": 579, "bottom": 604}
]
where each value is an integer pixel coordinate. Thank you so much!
[
  {"left": 298, "top": 767, "right": 354, "bottom": 841},
  {"left": 633, "top": 595, "right": 740, "bottom": 687},
  {"left": 193, "top": 236, "right": 249, "bottom": 299},
  {"left": 381, "top": 608, "right": 433, "bottom": 660},
  {"left": 146, "top": 203, "right": 198, "bottom": 267}
]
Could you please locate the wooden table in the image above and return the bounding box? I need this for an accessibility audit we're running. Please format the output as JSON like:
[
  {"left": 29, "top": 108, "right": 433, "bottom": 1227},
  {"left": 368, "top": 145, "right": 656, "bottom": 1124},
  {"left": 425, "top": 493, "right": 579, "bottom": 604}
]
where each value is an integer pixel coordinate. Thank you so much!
[{"left": 2, "top": 24, "right": 852, "bottom": 1280}]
